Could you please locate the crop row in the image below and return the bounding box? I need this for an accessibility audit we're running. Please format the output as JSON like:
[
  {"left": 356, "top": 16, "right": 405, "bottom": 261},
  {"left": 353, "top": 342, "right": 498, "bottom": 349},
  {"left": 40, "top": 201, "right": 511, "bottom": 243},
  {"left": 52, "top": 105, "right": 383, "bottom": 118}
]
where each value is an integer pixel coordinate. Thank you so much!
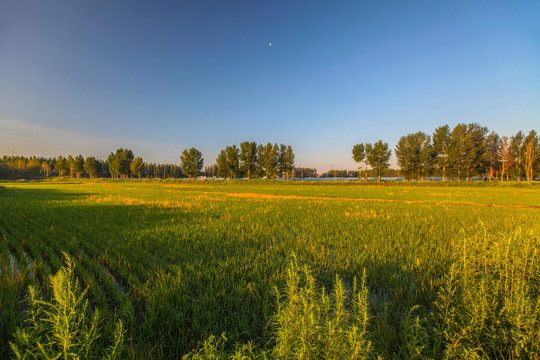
[{"left": 1, "top": 182, "right": 539, "bottom": 358}]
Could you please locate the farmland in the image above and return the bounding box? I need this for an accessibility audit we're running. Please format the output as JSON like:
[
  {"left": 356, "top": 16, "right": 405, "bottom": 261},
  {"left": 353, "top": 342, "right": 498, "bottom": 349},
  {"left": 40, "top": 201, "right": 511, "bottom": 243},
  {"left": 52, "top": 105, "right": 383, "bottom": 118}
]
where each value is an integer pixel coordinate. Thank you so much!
[{"left": 1, "top": 180, "right": 539, "bottom": 359}]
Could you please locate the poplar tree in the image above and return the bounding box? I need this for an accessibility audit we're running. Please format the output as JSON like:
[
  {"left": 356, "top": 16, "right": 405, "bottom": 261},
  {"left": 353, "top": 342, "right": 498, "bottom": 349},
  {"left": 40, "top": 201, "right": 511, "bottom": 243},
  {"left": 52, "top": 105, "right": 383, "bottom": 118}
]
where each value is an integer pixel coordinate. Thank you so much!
[
  {"left": 225, "top": 145, "right": 240, "bottom": 179},
  {"left": 509, "top": 131, "right": 525, "bottom": 181},
  {"left": 465, "top": 123, "right": 489, "bottom": 179},
  {"left": 524, "top": 130, "right": 539, "bottom": 181},
  {"left": 107, "top": 149, "right": 134, "bottom": 179},
  {"left": 216, "top": 150, "right": 229, "bottom": 178},
  {"left": 447, "top": 124, "right": 468, "bottom": 180},
  {"left": 55, "top": 156, "right": 69, "bottom": 177},
  {"left": 419, "top": 135, "right": 434, "bottom": 180},
  {"left": 130, "top": 157, "right": 144, "bottom": 179},
  {"left": 366, "top": 140, "right": 391, "bottom": 183},
  {"left": 352, "top": 144, "right": 365, "bottom": 180},
  {"left": 258, "top": 143, "right": 279, "bottom": 178},
  {"left": 239, "top": 141, "right": 257, "bottom": 179},
  {"left": 83, "top": 157, "right": 98, "bottom": 179},
  {"left": 180, "top": 148, "right": 203, "bottom": 179},
  {"left": 282, "top": 145, "right": 295, "bottom": 180},
  {"left": 41, "top": 161, "right": 51, "bottom": 177},
  {"left": 71, "top": 155, "right": 85, "bottom": 178},
  {"left": 432, "top": 125, "right": 451, "bottom": 180},
  {"left": 499, "top": 136, "right": 511, "bottom": 181},
  {"left": 486, "top": 132, "right": 501, "bottom": 180},
  {"left": 395, "top": 133, "right": 425, "bottom": 180},
  {"left": 68, "top": 155, "right": 75, "bottom": 177}
]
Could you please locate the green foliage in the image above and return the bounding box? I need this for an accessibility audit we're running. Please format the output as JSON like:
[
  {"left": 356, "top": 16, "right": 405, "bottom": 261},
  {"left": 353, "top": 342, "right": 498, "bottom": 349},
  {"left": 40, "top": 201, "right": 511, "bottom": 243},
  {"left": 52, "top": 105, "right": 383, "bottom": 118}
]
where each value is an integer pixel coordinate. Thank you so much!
[
  {"left": 182, "top": 334, "right": 266, "bottom": 360},
  {"left": 366, "top": 140, "right": 392, "bottom": 182},
  {"left": 83, "top": 157, "right": 98, "bottom": 179},
  {"left": 258, "top": 143, "right": 279, "bottom": 178},
  {"left": 240, "top": 141, "right": 258, "bottom": 180},
  {"left": 225, "top": 145, "right": 241, "bottom": 179},
  {"left": 70, "top": 155, "right": 85, "bottom": 178},
  {"left": 352, "top": 144, "right": 366, "bottom": 180},
  {"left": 0, "top": 181, "right": 539, "bottom": 359},
  {"left": 433, "top": 125, "right": 451, "bottom": 180},
  {"left": 279, "top": 145, "right": 294, "bottom": 180},
  {"left": 271, "top": 257, "right": 372, "bottom": 360},
  {"left": 130, "top": 157, "right": 144, "bottom": 179},
  {"left": 431, "top": 229, "right": 540, "bottom": 359},
  {"left": 9, "top": 254, "right": 125, "bottom": 360},
  {"left": 395, "top": 133, "right": 426, "bottom": 181},
  {"left": 107, "top": 149, "right": 134, "bottom": 179},
  {"left": 181, "top": 148, "right": 204, "bottom": 179}
]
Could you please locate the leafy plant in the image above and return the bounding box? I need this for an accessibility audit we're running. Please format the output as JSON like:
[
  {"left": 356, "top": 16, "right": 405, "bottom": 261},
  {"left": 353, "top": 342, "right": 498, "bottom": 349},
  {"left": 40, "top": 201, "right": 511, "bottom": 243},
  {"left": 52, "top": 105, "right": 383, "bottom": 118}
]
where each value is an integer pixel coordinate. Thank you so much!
[{"left": 10, "top": 253, "right": 125, "bottom": 360}]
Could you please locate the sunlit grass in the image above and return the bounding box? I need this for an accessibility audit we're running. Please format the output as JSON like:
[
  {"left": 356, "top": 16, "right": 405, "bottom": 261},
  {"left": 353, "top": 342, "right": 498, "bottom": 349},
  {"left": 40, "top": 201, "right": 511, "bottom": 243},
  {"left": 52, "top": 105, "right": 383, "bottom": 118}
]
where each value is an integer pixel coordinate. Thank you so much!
[{"left": 0, "top": 180, "right": 538, "bottom": 359}]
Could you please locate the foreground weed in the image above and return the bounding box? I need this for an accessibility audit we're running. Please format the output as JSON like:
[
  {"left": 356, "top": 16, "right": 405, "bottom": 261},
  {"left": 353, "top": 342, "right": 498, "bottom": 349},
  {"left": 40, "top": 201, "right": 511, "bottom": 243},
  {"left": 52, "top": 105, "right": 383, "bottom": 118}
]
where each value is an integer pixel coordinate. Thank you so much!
[
  {"left": 432, "top": 229, "right": 540, "bottom": 359},
  {"left": 10, "top": 253, "right": 125, "bottom": 360},
  {"left": 270, "top": 256, "right": 372, "bottom": 360}
]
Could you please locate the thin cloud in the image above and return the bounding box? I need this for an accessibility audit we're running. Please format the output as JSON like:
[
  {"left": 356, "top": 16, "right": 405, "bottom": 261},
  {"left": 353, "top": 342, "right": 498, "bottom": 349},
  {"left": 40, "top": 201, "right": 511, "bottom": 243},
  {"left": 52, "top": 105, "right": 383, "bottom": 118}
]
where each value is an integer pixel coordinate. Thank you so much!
[{"left": 0, "top": 117, "right": 180, "bottom": 163}]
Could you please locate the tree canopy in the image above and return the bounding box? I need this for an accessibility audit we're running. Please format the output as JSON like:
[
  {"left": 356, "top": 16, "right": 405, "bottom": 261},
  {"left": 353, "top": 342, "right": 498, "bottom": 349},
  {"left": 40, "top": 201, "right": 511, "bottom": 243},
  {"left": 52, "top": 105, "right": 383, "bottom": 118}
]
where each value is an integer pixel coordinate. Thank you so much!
[
  {"left": 366, "top": 140, "right": 392, "bottom": 183},
  {"left": 180, "top": 148, "right": 203, "bottom": 179}
]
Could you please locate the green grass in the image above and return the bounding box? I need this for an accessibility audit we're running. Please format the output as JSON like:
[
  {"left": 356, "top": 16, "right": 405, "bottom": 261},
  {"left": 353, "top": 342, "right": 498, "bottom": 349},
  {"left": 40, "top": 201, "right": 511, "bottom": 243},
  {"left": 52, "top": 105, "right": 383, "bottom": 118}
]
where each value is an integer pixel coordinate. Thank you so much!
[{"left": 1, "top": 180, "right": 539, "bottom": 359}]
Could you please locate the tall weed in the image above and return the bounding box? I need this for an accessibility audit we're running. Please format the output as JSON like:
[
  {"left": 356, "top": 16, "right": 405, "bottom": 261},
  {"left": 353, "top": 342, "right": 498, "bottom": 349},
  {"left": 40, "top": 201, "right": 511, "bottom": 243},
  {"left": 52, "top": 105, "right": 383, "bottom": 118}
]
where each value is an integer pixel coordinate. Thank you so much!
[{"left": 9, "top": 253, "right": 125, "bottom": 359}]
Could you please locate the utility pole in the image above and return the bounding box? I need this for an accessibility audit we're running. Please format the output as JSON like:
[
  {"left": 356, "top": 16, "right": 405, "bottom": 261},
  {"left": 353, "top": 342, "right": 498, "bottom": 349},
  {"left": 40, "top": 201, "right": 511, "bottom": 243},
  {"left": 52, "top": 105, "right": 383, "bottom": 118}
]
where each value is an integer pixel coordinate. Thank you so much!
[{"left": 11, "top": 147, "right": 14, "bottom": 156}]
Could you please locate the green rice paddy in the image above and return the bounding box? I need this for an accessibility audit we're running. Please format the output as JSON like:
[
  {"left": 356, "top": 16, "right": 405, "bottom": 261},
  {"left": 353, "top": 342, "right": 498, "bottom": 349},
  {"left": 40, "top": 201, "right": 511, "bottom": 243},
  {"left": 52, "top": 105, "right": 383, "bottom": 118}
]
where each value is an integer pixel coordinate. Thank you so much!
[{"left": 1, "top": 181, "right": 539, "bottom": 359}]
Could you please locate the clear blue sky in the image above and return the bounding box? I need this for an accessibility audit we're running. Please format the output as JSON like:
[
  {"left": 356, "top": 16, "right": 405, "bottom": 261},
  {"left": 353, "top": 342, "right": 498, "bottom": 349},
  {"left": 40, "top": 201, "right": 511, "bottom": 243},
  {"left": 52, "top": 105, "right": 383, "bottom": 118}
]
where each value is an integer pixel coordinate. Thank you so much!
[{"left": 1, "top": 0, "right": 539, "bottom": 172}]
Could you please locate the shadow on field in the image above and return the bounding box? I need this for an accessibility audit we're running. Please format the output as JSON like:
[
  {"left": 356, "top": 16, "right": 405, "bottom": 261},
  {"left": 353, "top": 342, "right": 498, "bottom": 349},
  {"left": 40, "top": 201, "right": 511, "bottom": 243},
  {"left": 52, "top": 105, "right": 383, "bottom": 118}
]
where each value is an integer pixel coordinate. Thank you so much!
[{"left": 0, "top": 186, "right": 88, "bottom": 203}]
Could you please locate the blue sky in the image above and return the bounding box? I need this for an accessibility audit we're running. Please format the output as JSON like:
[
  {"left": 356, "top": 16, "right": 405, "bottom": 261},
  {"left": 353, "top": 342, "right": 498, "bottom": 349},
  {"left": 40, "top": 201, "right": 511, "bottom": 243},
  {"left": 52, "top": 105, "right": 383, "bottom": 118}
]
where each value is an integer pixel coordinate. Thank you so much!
[{"left": 1, "top": 0, "right": 539, "bottom": 172}]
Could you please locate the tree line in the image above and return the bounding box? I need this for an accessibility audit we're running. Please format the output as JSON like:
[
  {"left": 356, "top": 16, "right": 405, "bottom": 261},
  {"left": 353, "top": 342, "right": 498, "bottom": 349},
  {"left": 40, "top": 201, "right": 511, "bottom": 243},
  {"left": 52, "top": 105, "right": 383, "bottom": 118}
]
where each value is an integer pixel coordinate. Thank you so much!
[
  {"left": 214, "top": 142, "right": 294, "bottom": 179},
  {"left": 0, "top": 143, "right": 298, "bottom": 180},
  {"left": 353, "top": 123, "right": 538, "bottom": 182},
  {"left": 177, "top": 142, "right": 296, "bottom": 179},
  {"left": 2, "top": 124, "right": 537, "bottom": 181},
  {"left": 0, "top": 151, "right": 183, "bottom": 180}
]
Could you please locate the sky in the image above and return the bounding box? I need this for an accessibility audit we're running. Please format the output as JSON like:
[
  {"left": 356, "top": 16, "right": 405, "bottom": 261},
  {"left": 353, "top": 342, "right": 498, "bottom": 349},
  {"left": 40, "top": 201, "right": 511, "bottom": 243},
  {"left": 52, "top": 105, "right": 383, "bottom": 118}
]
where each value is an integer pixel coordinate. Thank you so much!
[{"left": 1, "top": 0, "right": 539, "bottom": 172}]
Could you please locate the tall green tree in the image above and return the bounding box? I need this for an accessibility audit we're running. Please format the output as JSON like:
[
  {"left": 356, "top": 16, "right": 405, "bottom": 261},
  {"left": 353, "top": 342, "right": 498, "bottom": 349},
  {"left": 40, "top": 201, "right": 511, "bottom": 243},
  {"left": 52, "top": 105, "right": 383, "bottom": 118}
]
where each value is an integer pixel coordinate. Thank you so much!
[
  {"left": 225, "top": 145, "right": 240, "bottom": 179},
  {"left": 71, "top": 155, "right": 85, "bottom": 178},
  {"left": 465, "top": 123, "right": 489, "bottom": 179},
  {"left": 107, "top": 148, "right": 134, "bottom": 179},
  {"left": 352, "top": 144, "right": 366, "bottom": 180},
  {"left": 83, "top": 157, "right": 98, "bottom": 178},
  {"left": 499, "top": 136, "right": 511, "bottom": 181},
  {"left": 419, "top": 135, "right": 434, "bottom": 180},
  {"left": 180, "top": 148, "right": 203, "bottom": 179},
  {"left": 524, "top": 130, "right": 539, "bottom": 181},
  {"left": 447, "top": 124, "right": 469, "bottom": 180},
  {"left": 432, "top": 125, "right": 451, "bottom": 180},
  {"left": 509, "top": 131, "right": 525, "bottom": 181},
  {"left": 216, "top": 150, "right": 229, "bottom": 178},
  {"left": 239, "top": 141, "right": 257, "bottom": 179},
  {"left": 257, "top": 143, "right": 279, "bottom": 178},
  {"left": 366, "top": 140, "right": 391, "bottom": 183},
  {"left": 282, "top": 145, "right": 295, "bottom": 180},
  {"left": 485, "top": 131, "right": 501, "bottom": 180},
  {"left": 41, "top": 161, "right": 51, "bottom": 177},
  {"left": 395, "top": 133, "right": 425, "bottom": 180},
  {"left": 55, "top": 156, "right": 69, "bottom": 177},
  {"left": 130, "top": 157, "right": 144, "bottom": 179},
  {"left": 67, "top": 155, "right": 75, "bottom": 177}
]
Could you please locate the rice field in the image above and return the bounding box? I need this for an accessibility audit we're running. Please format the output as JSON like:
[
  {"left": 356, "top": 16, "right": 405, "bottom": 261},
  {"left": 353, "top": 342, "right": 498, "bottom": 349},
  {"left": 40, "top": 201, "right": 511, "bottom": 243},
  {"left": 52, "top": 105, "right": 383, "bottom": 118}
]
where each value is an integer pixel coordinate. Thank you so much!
[{"left": 1, "top": 181, "right": 539, "bottom": 359}]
